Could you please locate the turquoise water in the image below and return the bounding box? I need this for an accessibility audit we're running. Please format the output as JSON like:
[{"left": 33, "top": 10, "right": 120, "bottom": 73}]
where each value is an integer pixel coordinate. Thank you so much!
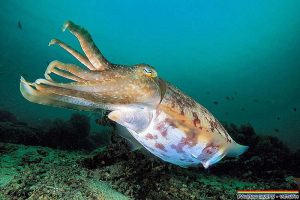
[{"left": 0, "top": 0, "right": 299, "bottom": 149}]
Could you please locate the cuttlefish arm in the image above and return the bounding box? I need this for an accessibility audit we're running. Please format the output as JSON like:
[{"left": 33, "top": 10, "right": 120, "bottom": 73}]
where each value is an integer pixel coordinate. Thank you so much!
[
  {"left": 20, "top": 64, "right": 162, "bottom": 111},
  {"left": 48, "top": 39, "right": 95, "bottom": 71},
  {"left": 58, "top": 21, "right": 112, "bottom": 71},
  {"left": 20, "top": 21, "right": 163, "bottom": 112}
]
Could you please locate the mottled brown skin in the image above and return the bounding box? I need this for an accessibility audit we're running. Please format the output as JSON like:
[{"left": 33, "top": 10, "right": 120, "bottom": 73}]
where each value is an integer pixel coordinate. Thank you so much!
[{"left": 156, "top": 84, "right": 233, "bottom": 148}]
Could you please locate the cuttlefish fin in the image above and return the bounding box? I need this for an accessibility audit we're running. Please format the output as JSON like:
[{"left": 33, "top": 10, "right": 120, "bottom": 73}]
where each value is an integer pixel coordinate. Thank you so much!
[
  {"left": 202, "top": 151, "right": 226, "bottom": 169},
  {"left": 226, "top": 142, "right": 249, "bottom": 157},
  {"left": 116, "top": 124, "right": 142, "bottom": 151}
]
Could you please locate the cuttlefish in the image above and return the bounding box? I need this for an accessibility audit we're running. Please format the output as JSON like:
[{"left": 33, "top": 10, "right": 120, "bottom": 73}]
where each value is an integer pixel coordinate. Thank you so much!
[{"left": 20, "top": 21, "right": 248, "bottom": 168}]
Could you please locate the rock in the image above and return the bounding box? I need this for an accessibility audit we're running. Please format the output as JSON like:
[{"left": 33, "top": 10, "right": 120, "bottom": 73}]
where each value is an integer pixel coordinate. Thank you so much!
[
  {"left": 0, "top": 110, "right": 17, "bottom": 122},
  {"left": 37, "top": 149, "right": 49, "bottom": 157},
  {"left": 0, "top": 122, "right": 41, "bottom": 145}
]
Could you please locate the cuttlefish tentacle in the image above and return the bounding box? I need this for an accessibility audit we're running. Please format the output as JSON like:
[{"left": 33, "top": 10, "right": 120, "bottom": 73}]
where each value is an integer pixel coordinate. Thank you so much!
[
  {"left": 63, "top": 21, "right": 112, "bottom": 71},
  {"left": 45, "top": 60, "right": 86, "bottom": 82},
  {"left": 48, "top": 39, "right": 95, "bottom": 70},
  {"left": 44, "top": 60, "right": 107, "bottom": 82},
  {"left": 20, "top": 77, "right": 107, "bottom": 111}
]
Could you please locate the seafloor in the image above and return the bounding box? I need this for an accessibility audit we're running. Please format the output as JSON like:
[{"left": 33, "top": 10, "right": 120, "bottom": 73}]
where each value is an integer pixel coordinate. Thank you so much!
[{"left": 0, "top": 110, "right": 299, "bottom": 200}]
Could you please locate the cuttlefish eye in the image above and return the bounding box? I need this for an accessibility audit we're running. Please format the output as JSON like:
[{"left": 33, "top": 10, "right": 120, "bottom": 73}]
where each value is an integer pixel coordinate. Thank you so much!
[
  {"left": 144, "top": 67, "right": 152, "bottom": 74},
  {"left": 143, "top": 67, "right": 157, "bottom": 78}
]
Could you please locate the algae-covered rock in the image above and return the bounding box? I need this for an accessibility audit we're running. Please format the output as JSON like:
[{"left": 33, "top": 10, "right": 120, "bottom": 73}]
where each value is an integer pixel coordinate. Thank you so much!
[
  {"left": 0, "top": 121, "right": 41, "bottom": 145},
  {"left": 0, "top": 111, "right": 110, "bottom": 151},
  {"left": 0, "top": 143, "right": 129, "bottom": 200}
]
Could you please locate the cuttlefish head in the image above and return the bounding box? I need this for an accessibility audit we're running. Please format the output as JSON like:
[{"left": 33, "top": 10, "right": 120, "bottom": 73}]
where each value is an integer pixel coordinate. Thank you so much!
[
  {"left": 20, "top": 21, "right": 166, "bottom": 113},
  {"left": 20, "top": 62, "right": 164, "bottom": 112}
]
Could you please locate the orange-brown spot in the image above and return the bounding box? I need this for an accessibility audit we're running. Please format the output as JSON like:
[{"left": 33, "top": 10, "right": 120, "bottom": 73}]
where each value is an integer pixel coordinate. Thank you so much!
[
  {"left": 155, "top": 143, "right": 167, "bottom": 152},
  {"left": 181, "top": 132, "right": 198, "bottom": 147},
  {"left": 209, "top": 120, "right": 218, "bottom": 132},
  {"left": 165, "top": 118, "right": 176, "bottom": 128},
  {"left": 171, "top": 132, "right": 198, "bottom": 154},
  {"left": 156, "top": 118, "right": 177, "bottom": 137},
  {"left": 171, "top": 143, "right": 185, "bottom": 153},
  {"left": 171, "top": 100, "right": 175, "bottom": 108},
  {"left": 203, "top": 144, "right": 219, "bottom": 155},
  {"left": 197, "top": 144, "right": 219, "bottom": 162},
  {"left": 161, "top": 129, "right": 168, "bottom": 137},
  {"left": 180, "top": 110, "right": 184, "bottom": 115},
  {"left": 156, "top": 121, "right": 168, "bottom": 137},
  {"left": 145, "top": 133, "right": 158, "bottom": 140},
  {"left": 192, "top": 112, "right": 201, "bottom": 128}
]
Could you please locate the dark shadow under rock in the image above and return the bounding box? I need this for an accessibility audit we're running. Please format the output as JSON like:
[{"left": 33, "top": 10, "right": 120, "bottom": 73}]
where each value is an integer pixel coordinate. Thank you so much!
[
  {"left": 0, "top": 122, "right": 41, "bottom": 145},
  {"left": 42, "top": 113, "right": 104, "bottom": 150},
  {"left": 0, "top": 111, "right": 110, "bottom": 151},
  {"left": 0, "top": 110, "right": 17, "bottom": 122}
]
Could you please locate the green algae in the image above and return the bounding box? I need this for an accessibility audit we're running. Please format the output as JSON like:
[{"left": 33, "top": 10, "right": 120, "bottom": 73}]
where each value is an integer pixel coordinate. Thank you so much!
[{"left": 0, "top": 143, "right": 127, "bottom": 200}]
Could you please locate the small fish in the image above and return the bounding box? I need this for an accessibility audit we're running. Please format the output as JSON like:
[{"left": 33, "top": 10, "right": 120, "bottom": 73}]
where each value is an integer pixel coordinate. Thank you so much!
[
  {"left": 274, "top": 128, "right": 279, "bottom": 132},
  {"left": 253, "top": 99, "right": 259, "bottom": 103},
  {"left": 225, "top": 96, "right": 230, "bottom": 100},
  {"left": 241, "top": 107, "right": 245, "bottom": 111},
  {"left": 213, "top": 101, "right": 219, "bottom": 105},
  {"left": 18, "top": 21, "right": 22, "bottom": 30},
  {"left": 293, "top": 107, "right": 297, "bottom": 112},
  {"left": 231, "top": 96, "right": 234, "bottom": 100},
  {"left": 276, "top": 117, "right": 280, "bottom": 120},
  {"left": 234, "top": 91, "right": 238, "bottom": 95}
]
